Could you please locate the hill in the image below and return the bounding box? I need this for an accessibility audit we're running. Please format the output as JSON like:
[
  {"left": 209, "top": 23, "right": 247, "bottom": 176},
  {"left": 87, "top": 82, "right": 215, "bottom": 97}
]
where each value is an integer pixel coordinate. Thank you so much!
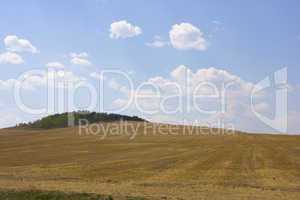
[
  {"left": 15, "top": 111, "right": 146, "bottom": 129},
  {"left": 0, "top": 122, "right": 299, "bottom": 200}
]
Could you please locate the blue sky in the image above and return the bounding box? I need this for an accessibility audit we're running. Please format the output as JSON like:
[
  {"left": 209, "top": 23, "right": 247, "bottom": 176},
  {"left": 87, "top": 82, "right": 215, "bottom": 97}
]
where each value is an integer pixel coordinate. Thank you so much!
[{"left": 0, "top": 0, "right": 300, "bottom": 133}]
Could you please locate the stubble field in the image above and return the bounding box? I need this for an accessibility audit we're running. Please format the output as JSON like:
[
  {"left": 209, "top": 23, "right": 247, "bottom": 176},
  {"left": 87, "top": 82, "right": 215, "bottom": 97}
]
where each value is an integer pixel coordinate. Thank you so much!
[{"left": 0, "top": 122, "right": 299, "bottom": 199}]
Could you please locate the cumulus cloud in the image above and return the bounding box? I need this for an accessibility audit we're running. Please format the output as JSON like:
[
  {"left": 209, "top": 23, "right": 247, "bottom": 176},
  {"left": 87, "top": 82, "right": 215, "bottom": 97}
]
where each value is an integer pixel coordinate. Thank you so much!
[
  {"left": 252, "top": 102, "right": 269, "bottom": 113},
  {"left": 112, "top": 98, "right": 128, "bottom": 107},
  {"left": 144, "top": 65, "right": 255, "bottom": 105},
  {"left": 146, "top": 36, "right": 169, "bottom": 48},
  {"left": 108, "top": 78, "right": 121, "bottom": 90},
  {"left": 114, "top": 65, "right": 254, "bottom": 99},
  {"left": 26, "top": 70, "right": 84, "bottom": 89},
  {"left": 0, "top": 110, "right": 23, "bottom": 128},
  {"left": 70, "top": 52, "right": 91, "bottom": 66},
  {"left": 110, "top": 20, "right": 142, "bottom": 39},
  {"left": 46, "top": 62, "right": 65, "bottom": 69},
  {"left": 171, "top": 65, "right": 253, "bottom": 92},
  {"left": 109, "top": 65, "right": 257, "bottom": 126},
  {"left": 0, "top": 70, "right": 84, "bottom": 90},
  {"left": 169, "top": 23, "right": 207, "bottom": 50},
  {"left": 90, "top": 72, "right": 106, "bottom": 80},
  {"left": 4, "top": 35, "right": 38, "bottom": 53},
  {"left": 170, "top": 65, "right": 193, "bottom": 82},
  {"left": 0, "top": 52, "right": 24, "bottom": 64},
  {"left": 0, "top": 79, "right": 20, "bottom": 90}
]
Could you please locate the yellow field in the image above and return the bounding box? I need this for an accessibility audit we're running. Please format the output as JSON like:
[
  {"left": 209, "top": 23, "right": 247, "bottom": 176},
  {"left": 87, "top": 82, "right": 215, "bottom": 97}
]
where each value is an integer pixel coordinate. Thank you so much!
[{"left": 0, "top": 122, "right": 299, "bottom": 200}]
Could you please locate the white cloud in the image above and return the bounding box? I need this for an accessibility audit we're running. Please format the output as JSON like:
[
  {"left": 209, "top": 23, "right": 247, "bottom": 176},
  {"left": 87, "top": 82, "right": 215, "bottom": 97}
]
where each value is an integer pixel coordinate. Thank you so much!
[
  {"left": 108, "top": 78, "right": 121, "bottom": 90},
  {"left": 170, "top": 65, "right": 193, "bottom": 82},
  {"left": 70, "top": 52, "right": 88, "bottom": 58},
  {"left": 70, "top": 52, "right": 91, "bottom": 66},
  {"left": 110, "top": 65, "right": 257, "bottom": 126},
  {"left": 0, "top": 52, "right": 24, "bottom": 64},
  {"left": 168, "top": 65, "right": 253, "bottom": 94},
  {"left": 0, "top": 111, "right": 22, "bottom": 128},
  {"left": 252, "top": 102, "right": 269, "bottom": 113},
  {"left": 169, "top": 23, "right": 207, "bottom": 51},
  {"left": 46, "top": 62, "right": 65, "bottom": 69},
  {"left": 106, "top": 78, "right": 129, "bottom": 94},
  {"left": 146, "top": 36, "right": 169, "bottom": 48},
  {"left": 28, "top": 70, "right": 84, "bottom": 89},
  {"left": 0, "top": 79, "right": 19, "bottom": 90},
  {"left": 110, "top": 20, "right": 142, "bottom": 39},
  {"left": 4, "top": 35, "right": 38, "bottom": 53},
  {"left": 90, "top": 72, "right": 106, "bottom": 80},
  {"left": 212, "top": 20, "right": 222, "bottom": 25},
  {"left": 112, "top": 98, "right": 128, "bottom": 107},
  {"left": 0, "top": 70, "right": 84, "bottom": 90}
]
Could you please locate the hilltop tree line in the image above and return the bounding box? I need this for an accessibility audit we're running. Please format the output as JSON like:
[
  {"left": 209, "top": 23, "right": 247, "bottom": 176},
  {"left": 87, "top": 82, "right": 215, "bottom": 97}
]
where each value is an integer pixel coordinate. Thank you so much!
[{"left": 16, "top": 111, "right": 146, "bottom": 129}]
